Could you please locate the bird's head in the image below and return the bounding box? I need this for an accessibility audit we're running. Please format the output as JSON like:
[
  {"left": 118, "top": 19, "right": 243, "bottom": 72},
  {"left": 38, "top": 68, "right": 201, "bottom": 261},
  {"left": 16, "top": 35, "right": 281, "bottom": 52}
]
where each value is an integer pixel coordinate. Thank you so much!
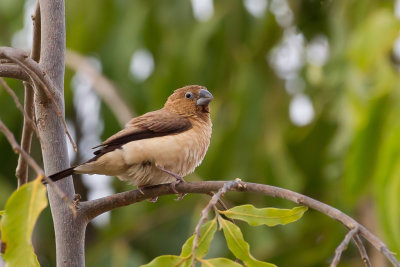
[{"left": 164, "top": 85, "right": 213, "bottom": 118}]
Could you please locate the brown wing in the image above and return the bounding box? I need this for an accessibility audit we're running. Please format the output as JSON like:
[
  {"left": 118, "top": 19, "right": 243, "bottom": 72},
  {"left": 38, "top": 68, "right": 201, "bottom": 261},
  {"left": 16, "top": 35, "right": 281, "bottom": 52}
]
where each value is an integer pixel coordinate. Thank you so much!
[{"left": 89, "top": 109, "right": 192, "bottom": 161}]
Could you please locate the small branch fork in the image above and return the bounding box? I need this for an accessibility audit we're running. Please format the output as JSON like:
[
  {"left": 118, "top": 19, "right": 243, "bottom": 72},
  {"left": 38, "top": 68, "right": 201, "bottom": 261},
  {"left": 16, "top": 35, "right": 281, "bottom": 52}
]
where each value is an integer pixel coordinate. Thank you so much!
[
  {"left": 0, "top": 47, "right": 77, "bottom": 154},
  {"left": 0, "top": 118, "right": 76, "bottom": 216},
  {"left": 330, "top": 227, "right": 359, "bottom": 267},
  {"left": 191, "top": 179, "right": 242, "bottom": 266},
  {"left": 78, "top": 180, "right": 400, "bottom": 267}
]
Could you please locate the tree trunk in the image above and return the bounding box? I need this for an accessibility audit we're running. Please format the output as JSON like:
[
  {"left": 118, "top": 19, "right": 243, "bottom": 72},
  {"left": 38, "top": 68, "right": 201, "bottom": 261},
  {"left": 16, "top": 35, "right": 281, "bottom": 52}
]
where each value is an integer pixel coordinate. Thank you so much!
[{"left": 35, "top": 0, "right": 86, "bottom": 266}]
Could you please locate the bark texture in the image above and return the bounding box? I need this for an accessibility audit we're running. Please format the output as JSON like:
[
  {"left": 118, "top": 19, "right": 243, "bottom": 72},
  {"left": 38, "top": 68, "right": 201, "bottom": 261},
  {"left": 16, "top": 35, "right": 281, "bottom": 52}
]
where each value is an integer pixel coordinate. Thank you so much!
[{"left": 35, "top": 0, "right": 86, "bottom": 266}]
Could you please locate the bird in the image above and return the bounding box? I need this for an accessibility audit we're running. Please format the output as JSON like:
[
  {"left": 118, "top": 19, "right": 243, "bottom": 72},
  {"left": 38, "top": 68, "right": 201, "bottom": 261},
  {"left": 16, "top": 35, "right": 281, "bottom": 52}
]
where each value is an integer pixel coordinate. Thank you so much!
[{"left": 48, "top": 85, "right": 213, "bottom": 193}]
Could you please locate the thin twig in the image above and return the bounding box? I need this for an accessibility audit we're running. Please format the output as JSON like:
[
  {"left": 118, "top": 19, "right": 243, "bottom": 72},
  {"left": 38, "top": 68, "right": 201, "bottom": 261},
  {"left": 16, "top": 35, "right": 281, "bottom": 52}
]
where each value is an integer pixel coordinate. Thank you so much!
[
  {"left": 0, "top": 47, "right": 77, "bottom": 152},
  {"left": 11, "top": 55, "right": 77, "bottom": 152},
  {"left": 191, "top": 179, "right": 242, "bottom": 266},
  {"left": 15, "top": 0, "right": 41, "bottom": 187},
  {"left": 79, "top": 180, "right": 399, "bottom": 267},
  {"left": 330, "top": 227, "right": 359, "bottom": 267},
  {"left": 0, "top": 78, "right": 39, "bottom": 138},
  {"left": 0, "top": 118, "right": 76, "bottom": 216},
  {"left": 353, "top": 234, "right": 372, "bottom": 267}
]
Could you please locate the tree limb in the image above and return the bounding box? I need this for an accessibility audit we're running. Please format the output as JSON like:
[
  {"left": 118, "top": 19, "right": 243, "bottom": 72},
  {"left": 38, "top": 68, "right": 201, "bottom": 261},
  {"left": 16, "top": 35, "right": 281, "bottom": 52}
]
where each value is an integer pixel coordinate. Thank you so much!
[
  {"left": 0, "top": 64, "right": 30, "bottom": 81},
  {"left": 79, "top": 180, "right": 399, "bottom": 267},
  {"left": 16, "top": 0, "right": 41, "bottom": 187},
  {"left": 0, "top": 46, "right": 77, "bottom": 152},
  {"left": 330, "top": 227, "right": 359, "bottom": 267},
  {"left": 353, "top": 234, "right": 372, "bottom": 267},
  {"left": 0, "top": 118, "right": 76, "bottom": 215},
  {"left": 36, "top": 0, "right": 84, "bottom": 265}
]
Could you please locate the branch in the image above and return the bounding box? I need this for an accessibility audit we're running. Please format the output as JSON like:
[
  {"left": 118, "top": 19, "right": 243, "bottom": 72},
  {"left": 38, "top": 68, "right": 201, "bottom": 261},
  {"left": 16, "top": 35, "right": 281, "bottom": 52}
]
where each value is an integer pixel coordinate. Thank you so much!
[
  {"left": 31, "top": 0, "right": 41, "bottom": 62},
  {"left": 15, "top": 0, "right": 41, "bottom": 187},
  {"left": 0, "top": 46, "right": 77, "bottom": 152},
  {"left": 0, "top": 78, "right": 39, "bottom": 138},
  {"left": 37, "top": 1, "right": 84, "bottom": 265},
  {"left": 191, "top": 179, "right": 241, "bottom": 266},
  {"left": 79, "top": 180, "right": 399, "bottom": 267},
  {"left": 65, "top": 49, "right": 134, "bottom": 126},
  {"left": 353, "top": 234, "right": 372, "bottom": 267},
  {"left": 0, "top": 118, "right": 76, "bottom": 215},
  {"left": 330, "top": 227, "right": 359, "bottom": 267},
  {"left": 0, "top": 64, "right": 30, "bottom": 81}
]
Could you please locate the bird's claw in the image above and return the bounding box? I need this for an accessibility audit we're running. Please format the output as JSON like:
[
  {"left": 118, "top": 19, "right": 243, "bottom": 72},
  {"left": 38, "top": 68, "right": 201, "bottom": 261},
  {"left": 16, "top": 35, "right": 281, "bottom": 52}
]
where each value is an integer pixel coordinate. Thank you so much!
[
  {"left": 148, "top": 196, "right": 159, "bottom": 203},
  {"left": 170, "top": 174, "right": 186, "bottom": 194},
  {"left": 170, "top": 179, "right": 181, "bottom": 194},
  {"left": 137, "top": 186, "right": 145, "bottom": 195},
  {"left": 174, "top": 193, "right": 187, "bottom": 201}
]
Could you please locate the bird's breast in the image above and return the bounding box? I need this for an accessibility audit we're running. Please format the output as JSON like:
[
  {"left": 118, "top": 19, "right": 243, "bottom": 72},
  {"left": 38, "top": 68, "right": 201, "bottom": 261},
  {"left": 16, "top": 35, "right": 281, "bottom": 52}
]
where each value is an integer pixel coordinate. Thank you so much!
[{"left": 121, "top": 121, "right": 211, "bottom": 177}]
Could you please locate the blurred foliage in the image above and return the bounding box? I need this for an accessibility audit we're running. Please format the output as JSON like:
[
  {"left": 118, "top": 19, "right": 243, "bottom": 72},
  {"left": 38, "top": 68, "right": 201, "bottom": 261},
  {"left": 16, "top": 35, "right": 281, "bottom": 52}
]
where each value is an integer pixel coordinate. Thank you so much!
[{"left": 1, "top": 0, "right": 400, "bottom": 266}]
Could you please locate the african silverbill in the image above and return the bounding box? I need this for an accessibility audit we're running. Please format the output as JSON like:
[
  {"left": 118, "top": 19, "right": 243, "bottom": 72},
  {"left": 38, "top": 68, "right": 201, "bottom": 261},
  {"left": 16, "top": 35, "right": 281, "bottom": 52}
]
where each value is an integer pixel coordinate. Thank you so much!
[{"left": 48, "top": 85, "right": 213, "bottom": 192}]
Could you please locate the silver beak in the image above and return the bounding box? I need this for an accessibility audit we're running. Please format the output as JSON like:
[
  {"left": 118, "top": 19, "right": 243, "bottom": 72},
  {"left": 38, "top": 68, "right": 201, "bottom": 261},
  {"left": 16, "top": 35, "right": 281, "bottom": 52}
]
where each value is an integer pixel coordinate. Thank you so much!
[{"left": 196, "top": 89, "right": 213, "bottom": 106}]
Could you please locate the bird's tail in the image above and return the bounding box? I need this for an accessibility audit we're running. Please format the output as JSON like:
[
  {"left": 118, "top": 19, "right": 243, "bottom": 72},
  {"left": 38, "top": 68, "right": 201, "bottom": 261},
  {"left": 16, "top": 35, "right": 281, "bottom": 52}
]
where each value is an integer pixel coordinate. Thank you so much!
[{"left": 44, "top": 166, "right": 76, "bottom": 184}]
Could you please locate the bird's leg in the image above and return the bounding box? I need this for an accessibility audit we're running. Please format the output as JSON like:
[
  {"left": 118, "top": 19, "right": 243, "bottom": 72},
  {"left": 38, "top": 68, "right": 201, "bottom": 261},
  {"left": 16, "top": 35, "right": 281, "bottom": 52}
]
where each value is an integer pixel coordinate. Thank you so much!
[{"left": 155, "top": 164, "right": 186, "bottom": 197}]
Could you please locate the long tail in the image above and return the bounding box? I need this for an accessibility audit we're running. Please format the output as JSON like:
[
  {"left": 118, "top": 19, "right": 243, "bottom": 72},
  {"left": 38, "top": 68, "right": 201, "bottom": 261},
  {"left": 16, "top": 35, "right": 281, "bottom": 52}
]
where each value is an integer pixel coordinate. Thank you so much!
[{"left": 45, "top": 166, "right": 76, "bottom": 184}]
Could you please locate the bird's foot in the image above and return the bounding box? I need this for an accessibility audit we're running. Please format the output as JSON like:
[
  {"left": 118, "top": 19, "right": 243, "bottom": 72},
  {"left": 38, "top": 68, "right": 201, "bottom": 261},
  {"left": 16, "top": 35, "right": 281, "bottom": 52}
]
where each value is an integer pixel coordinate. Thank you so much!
[
  {"left": 174, "top": 193, "right": 187, "bottom": 201},
  {"left": 148, "top": 196, "right": 159, "bottom": 203},
  {"left": 137, "top": 186, "right": 145, "bottom": 195},
  {"left": 138, "top": 185, "right": 159, "bottom": 202},
  {"left": 155, "top": 164, "right": 186, "bottom": 194},
  {"left": 170, "top": 176, "right": 186, "bottom": 194}
]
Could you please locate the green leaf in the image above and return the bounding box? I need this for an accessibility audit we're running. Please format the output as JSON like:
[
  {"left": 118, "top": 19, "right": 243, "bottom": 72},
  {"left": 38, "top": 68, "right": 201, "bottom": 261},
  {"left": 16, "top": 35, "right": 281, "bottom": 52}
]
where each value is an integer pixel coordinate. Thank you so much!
[
  {"left": 1, "top": 176, "right": 47, "bottom": 267},
  {"left": 141, "top": 255, "right": 187, "bottom": 267},
  {"left": 0, "top": 210, "right": 4, "bottom": 216},
  {"left": 201, "top": 258, "right": 243, "bottom": 267},
  {"left": 218, "top": 217, "right": 276, "bottom": 267},
  {"left": 180, "top": 218, "right": 217, "bottom": 258},
  {"left": 219, "top": 205, "right": 307, "bottom": 227}
]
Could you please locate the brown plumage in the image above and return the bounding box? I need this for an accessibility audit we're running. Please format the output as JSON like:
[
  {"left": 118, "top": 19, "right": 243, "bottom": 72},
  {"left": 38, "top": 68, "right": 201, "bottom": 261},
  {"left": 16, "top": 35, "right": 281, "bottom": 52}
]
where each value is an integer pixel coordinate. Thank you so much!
[{"left": 49, "top": 85, "right": 213, "bottom": 189}]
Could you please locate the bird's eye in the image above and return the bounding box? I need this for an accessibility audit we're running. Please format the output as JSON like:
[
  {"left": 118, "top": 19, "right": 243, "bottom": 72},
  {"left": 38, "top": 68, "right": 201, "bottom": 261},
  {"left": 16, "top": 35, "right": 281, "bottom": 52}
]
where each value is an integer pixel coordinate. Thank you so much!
[{"left": 185, "top": 92, "right": 193, "bottom": 99}]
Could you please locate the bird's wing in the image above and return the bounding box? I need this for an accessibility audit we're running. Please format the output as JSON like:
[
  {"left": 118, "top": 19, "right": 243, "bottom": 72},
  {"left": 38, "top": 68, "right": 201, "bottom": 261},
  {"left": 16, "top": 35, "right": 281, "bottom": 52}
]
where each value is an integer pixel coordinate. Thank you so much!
[{"left": 90, "top": 109, "right": 192, "bottom": 160}]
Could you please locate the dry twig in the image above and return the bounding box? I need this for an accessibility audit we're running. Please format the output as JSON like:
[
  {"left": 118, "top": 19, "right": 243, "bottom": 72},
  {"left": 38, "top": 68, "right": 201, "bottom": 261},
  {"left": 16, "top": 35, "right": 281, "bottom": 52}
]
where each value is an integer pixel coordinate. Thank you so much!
[
  {"left": 0, "top": 47, "right": 77, "bottom": 152},
  {"left": 0, "top": 78, "right": 39, "bottom": 138},
  {"left": 191, "top": 179, "right": 241, "bottom": 266},
  {"left": 0, "top": 118, "right": 76, "bottom": 216},
  {"left": 330, "top": 227, "right": 359, "bottom": 267},
  {"left": 353, "top": 234, "right": 372, "bottom": 267}
]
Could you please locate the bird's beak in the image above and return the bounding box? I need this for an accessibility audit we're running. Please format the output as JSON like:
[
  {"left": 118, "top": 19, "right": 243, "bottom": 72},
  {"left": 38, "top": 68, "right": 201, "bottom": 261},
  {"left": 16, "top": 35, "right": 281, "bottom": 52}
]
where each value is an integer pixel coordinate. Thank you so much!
[{"left": 196, "top": 89, "right": 214, "bottom": 106}]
